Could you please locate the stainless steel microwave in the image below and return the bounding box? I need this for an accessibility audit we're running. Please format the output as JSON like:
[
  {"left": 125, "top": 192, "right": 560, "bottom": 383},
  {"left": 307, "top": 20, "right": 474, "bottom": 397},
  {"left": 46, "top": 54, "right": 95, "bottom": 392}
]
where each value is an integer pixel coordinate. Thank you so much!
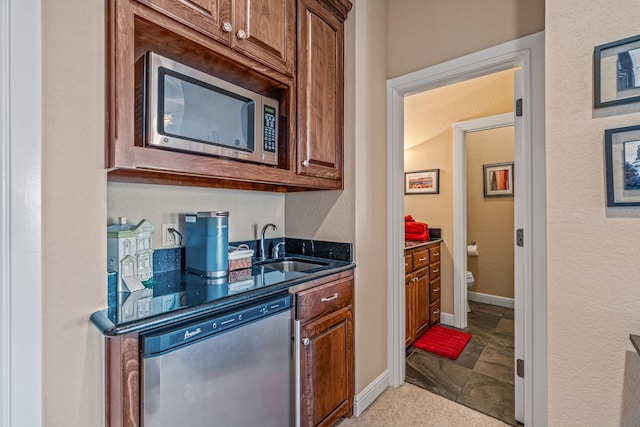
[{"left": 142, "top": 52, "right": 278, "bottom": 166}]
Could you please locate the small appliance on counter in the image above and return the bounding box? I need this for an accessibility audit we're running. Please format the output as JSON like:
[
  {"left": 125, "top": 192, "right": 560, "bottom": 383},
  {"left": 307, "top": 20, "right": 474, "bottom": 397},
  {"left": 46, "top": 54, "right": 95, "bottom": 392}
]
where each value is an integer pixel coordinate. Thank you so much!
[{"left": 185, "top": 211, "right": 229, "bottom": 278}]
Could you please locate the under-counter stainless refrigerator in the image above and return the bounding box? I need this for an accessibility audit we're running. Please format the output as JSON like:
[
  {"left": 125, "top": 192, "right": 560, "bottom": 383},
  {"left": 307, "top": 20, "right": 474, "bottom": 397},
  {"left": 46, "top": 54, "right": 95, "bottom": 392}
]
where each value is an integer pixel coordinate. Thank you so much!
[{"left": 140, "top": 293, "right": 294, "bottom": 427}]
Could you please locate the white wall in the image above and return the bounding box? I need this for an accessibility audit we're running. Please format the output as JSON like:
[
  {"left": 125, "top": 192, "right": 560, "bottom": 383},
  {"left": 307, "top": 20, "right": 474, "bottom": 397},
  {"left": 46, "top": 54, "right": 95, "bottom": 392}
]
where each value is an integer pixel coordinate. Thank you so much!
[
  {"left": 108, "top": 183, "right": 285, "bottom": 244},
  {"left": 546, "top": 0, "right": 640, "bottom": 424},
  {"left": 41, "top": 1, "right": 106, "bottom": 424}
]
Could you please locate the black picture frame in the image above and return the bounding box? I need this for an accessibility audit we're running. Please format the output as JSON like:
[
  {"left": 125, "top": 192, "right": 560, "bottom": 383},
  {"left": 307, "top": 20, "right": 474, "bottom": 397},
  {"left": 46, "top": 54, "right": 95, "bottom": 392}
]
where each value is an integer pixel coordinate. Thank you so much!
[
  {"left": 404, "top": 169, "right": 439, "bottom": 194},
  {"left": 605, "top": 124, "right": 640, "bottom": 206},
  {"left": 594, "top": 34, "right": 640, "bottom": 108},
  {"left": 483, "top": 162, "right": 514, "bottom": 198}
]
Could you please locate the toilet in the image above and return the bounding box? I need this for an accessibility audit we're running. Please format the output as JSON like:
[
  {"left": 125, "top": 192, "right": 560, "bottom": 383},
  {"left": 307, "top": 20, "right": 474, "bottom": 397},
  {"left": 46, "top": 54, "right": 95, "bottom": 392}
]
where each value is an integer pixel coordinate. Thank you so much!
[{"left": 466, "top": 271, "right": 475, "bottom": 312}]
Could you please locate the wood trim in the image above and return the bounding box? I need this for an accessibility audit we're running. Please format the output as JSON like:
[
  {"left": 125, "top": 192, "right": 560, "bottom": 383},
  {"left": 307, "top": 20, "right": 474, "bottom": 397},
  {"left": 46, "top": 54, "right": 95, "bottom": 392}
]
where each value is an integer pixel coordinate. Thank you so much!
[
  {"left": 106, "top": 334, "right": 140, "bottom": 427},
  {"left": 317, "top": 0, "right": 352, "bottom": 22}
]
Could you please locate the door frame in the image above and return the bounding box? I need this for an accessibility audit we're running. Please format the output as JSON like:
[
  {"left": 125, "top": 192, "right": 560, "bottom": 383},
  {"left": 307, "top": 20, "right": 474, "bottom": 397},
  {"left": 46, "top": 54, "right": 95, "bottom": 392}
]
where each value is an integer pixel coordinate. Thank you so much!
[
  {"left": 452, "top": 112, "right": 514, "bottom": 331},
  {"left": 0, "top": 0, "right": 43, "bottom": 426},
  {"left": 386, "top": 31, "right": 547, "bottom": 426}
]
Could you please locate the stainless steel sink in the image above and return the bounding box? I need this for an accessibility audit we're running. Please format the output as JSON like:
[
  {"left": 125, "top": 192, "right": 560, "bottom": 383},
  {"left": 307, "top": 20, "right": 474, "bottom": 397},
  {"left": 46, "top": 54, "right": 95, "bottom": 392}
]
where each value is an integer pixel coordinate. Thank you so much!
[{"left": 260, "top": 259, "right": 328, "bottom": 273}]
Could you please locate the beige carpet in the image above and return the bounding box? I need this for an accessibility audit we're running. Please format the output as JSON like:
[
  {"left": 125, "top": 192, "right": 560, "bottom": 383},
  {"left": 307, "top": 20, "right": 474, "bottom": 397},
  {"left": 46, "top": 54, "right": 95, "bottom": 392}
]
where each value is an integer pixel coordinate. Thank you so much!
[{"left": 336, "top": 383, "right": 510, "bottom": 427}]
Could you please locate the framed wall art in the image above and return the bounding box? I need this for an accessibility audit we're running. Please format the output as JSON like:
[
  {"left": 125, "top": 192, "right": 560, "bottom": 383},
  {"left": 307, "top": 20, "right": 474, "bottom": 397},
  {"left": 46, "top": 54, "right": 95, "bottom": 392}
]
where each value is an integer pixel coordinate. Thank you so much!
[
  {"left": 483, "top": 162, "right": 513, "bottom": 197},
  {"left": 405, "top": 169, "right": 439, "bottom": 194},
  {"left": 594, "top": 34, "right": 640, "bottom": 108},
  {"left": 604, "top": 124, "right": 640, "bottom": 206}
]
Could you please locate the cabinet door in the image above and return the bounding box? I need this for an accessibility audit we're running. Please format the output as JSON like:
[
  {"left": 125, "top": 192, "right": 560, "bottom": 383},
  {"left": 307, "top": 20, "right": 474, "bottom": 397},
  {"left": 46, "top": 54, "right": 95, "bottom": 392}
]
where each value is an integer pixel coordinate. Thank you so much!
[
  {"left": 405, "top": 273, "right": 414, "bottom": 347},
  {"left": 413, "top": 267, "right": 430, "bottom": 339},
  {"left": 233, "top": 0, "right": 295, "bottom": 75},
  {"left": 135, "top": 0, "right": 232, "bottom": 44},
  {"left": 296, "top": 0, "right": 344, "bottom": 181},
  {"left": 300, "top": 306, "right": 353, "bottom": 427}
]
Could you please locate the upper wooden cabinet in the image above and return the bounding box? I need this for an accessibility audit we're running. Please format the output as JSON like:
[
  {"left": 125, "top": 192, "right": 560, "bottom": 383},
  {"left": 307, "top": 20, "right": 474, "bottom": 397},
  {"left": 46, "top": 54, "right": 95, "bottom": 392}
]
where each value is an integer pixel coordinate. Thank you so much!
[
  {"left": 233, "top": 0, "right": 296, "bottom": 76},
  {"left": 296, "top": 0, "right": 349, "bottom": 181},
  {"left": 134, "top": 0, "right": 295, "bottom": 76},
  {"left": 106, "top": 0, "right": 351, "bottom": 191}
]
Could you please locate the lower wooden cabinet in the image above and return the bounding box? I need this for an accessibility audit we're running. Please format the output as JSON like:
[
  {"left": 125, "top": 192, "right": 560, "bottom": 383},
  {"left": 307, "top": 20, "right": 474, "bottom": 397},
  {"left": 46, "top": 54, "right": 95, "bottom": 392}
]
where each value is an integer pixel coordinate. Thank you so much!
[
  {"left": 295, "top": 273, "right": 354, "bottom": 427},
  {"left": 405, "top": 241, "right": 441, "bottom": 346}
]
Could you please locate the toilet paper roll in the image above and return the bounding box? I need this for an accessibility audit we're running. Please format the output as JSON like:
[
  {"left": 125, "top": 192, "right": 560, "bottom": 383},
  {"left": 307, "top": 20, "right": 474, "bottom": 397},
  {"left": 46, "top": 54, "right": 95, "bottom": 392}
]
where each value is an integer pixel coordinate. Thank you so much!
[{"left": 467, "top": 244, "right": 479, "bottom": 256}]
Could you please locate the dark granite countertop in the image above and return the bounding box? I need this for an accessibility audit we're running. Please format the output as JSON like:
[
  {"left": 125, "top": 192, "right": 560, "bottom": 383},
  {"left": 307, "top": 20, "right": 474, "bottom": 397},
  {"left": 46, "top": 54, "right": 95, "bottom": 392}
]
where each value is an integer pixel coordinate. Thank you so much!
[
  {"left": 404, "top": 238, "right": 442, "bottom": 250},
  {"left": 91, "top": 238, "right": 354, "bottom": 336}
]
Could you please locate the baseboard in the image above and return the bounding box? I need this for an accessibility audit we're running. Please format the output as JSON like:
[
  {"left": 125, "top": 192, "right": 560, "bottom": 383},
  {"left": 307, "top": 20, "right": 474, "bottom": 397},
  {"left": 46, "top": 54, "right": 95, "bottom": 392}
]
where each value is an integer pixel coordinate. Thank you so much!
[
  {"left": 353, "top": 369, "right": 390, "bottom": 416},
  {"left": 439, "top": 312, "right": 454, "bottom": 326},
  {"left": 468, "top": 291, "right": 514, "bottom": 309}
]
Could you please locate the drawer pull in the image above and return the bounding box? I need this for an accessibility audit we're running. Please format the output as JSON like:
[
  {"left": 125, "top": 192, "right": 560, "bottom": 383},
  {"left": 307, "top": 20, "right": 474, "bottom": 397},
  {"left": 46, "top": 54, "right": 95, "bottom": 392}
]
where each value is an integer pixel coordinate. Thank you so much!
[
  {"left": 432, "top": 309, "right": 440, "bottom": 315},
  {"left": 418, "top": 257, "right": 427, "bottom": 262},
  {"left": 321, "top": 293, "right": 338, "bottom": 302},
  {"left": 405, "top": 263, "right": 409, "bottom": 267},
  {"left": 302, "top": 337, "right": 310, "bottom": 346},
  {"left": 432, "top": 268, "right": 439, "bottom": 273},
  {"left": 432, "top": 287, "right": 440, "bottom": 292},
  {"left": 433, "top": 252, "right": 439, "bottom": 256}
]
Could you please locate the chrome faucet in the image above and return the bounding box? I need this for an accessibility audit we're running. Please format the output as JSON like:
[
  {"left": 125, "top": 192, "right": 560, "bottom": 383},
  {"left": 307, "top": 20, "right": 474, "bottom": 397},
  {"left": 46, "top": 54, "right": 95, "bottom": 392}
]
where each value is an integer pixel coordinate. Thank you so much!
[
  {"left": 259, "top": 223, "right": 277, "bottom": 261},
  {"left": 272, "top": 241, "right": 285, "bottom": 259}
]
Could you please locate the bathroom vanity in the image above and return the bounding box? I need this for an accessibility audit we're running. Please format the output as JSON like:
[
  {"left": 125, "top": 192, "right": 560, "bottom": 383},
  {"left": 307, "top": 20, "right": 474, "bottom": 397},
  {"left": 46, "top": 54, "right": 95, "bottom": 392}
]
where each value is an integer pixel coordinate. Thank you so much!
[{"left": 404, "top": 239, "right": 441, "bottom": 347}]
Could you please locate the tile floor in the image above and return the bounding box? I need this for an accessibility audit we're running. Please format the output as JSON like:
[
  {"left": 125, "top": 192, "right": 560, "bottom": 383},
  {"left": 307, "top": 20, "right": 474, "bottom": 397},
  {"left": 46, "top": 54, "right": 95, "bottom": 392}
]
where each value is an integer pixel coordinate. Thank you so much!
[{"left": 405, "top": 301, "right": 522, "bottom": 426}]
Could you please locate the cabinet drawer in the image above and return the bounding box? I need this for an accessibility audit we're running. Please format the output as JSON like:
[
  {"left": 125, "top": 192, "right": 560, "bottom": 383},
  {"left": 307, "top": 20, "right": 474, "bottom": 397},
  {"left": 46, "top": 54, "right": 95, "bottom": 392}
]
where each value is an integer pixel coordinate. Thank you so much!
[
  {"left": 430, "top": 277, "right": 441, "bottom": 302},
  {"left": 296, "top": 277, "right": 353, "bottom": 322},
  {"left": 412, "top": 249, "right": 429, "bottom": 270},
  {"left": 429, "top": 261, "right": 440, "bottom": 281},
  {"left": 404, "top": 255, "right": 412, "bottom": 274},
  {"left": 429, "top": 299, "right": 441, "bottom": 325},
  {"left": 429, "top": 245, "right": 440, "bottom": 263}
]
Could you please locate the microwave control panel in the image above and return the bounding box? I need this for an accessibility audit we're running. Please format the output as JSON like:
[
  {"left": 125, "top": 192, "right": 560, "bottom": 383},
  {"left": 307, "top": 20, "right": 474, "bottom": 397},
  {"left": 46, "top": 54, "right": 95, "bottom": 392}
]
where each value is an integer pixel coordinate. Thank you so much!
[{"left": 263, "top": 105, "right": 277, "bottom": 153}]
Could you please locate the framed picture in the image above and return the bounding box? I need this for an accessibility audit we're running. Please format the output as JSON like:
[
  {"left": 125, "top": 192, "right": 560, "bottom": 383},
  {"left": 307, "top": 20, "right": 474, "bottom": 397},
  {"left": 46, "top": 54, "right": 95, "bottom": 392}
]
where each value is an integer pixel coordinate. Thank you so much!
[
  {"left": 605, "top": 125, "right": 640, "bottom": 206},
  {"left": 594, "top": 34, "right": 640, "bottom": 108},
  {"left": 483, "top": 162, "right": 514, "bottom": 197},
  {"left": 405, "top": 169, "right": 439, "bottom": 194}
]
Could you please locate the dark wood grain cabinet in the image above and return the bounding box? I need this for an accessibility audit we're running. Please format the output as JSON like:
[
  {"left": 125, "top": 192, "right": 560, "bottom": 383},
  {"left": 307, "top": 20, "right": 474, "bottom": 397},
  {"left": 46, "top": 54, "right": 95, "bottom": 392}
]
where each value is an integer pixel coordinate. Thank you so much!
[
  {"left": 296, "top": 0, "right": 350, "bottom": 181},
  {"left": 134, "top": 0, "right": 295, "bottom": 76},
  {"left": 106, "top": 0, "right": 351, "bottom": 191},
  {"left": 296, "top": 274, "right": 354, "bottom": 427},
  {"left": 405, "top": 241, "right": 441, "bottom": 346}
]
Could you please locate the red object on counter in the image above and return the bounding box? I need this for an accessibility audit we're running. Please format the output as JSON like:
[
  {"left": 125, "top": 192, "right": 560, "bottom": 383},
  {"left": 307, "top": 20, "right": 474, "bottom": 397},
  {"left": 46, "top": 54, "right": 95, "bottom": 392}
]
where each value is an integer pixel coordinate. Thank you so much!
[
  {"left": 404, "top": 216, "right": 429, "bottom": 241},
  {"left": 405, "top": 232, "right": 429, "bottom": 242}
]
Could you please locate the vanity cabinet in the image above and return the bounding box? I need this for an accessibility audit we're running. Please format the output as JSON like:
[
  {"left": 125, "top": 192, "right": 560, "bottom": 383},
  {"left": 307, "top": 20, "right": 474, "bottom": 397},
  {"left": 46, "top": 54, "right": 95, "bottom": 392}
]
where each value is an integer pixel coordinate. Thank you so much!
[
  {"left": 405, "top": 241, "right": 441, "bottom": 347},
  {"left": 295, "top": 273, "right": 354, "bottom": 427},
  {"left": 133, "top": 0, "right": 296, "bottom": 76},
  {"left": 106, "top": 0, "right": 351, "bottom": 192}
]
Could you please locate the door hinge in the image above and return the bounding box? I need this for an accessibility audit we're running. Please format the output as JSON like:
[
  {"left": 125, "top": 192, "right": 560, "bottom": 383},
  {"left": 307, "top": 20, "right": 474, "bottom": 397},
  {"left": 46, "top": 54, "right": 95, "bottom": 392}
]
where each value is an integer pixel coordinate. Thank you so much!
[
  {"left": 516, "top": 229, "right": 524, "bottom": 247},
  {"left": 517, "top": 359, "right": 524, "bottom": 378},
  {"left": 515, "top": 98, "right": 523, "bottom": 117}
]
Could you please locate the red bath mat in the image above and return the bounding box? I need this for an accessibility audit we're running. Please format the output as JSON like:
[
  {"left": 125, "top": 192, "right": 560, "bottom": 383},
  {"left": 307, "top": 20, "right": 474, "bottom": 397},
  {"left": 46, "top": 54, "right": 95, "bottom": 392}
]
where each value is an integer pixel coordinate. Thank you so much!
[{"left": 413, "top": 325, "right": 472, "bottom": 360}]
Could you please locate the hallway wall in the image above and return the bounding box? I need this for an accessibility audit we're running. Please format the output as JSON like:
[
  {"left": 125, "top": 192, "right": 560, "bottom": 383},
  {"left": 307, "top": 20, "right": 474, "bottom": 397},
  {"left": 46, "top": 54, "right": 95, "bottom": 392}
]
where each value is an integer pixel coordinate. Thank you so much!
[{"left": 546, "top": 0, "right": 640, "bottom": 423}]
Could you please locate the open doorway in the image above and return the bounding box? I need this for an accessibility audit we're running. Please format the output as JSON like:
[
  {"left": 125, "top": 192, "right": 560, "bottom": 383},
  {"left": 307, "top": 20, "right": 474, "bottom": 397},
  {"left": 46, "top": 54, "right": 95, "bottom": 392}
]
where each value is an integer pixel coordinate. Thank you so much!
[
  {"left": 386, "top": 32, "right": 547, "bottom": 426},
  {"left": 403, "top": 70, "right": 519, "bottom": 423}
]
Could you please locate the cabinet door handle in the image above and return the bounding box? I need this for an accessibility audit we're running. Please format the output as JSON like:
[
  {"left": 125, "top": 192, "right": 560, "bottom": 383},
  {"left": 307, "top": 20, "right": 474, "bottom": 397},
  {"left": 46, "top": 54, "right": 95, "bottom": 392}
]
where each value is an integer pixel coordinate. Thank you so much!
[
  {"left": 321, "top": 293, "right": 338, "bottom": 302},
  {"left": 405, "top": 263, "right": 409, "bottom": 267},
  {"left": 302, "top": 337, "right": 310, "bottom": 346},
  {"left": 222, "top": 21, "right": 232, "bottom": 32},
  {"left": 302, "top": 159, "right": 310, "bottom": 167},
  {"left": 236, "top": 29, "right": 247, "bottom": 39},
  {"left": 418, "top": 257, "right": 427, "bottom": 262}
]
